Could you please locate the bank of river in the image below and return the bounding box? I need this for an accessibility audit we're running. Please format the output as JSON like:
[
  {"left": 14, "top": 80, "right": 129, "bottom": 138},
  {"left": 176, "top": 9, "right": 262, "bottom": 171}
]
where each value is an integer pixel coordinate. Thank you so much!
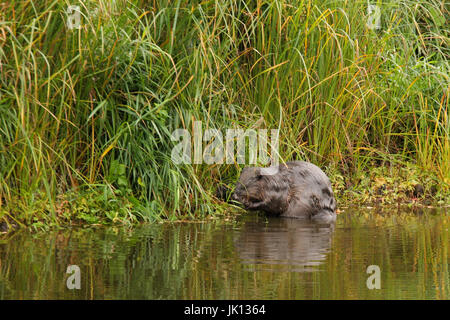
[{"left": 0, "top": 208, "right": 448, "bottom": 299}]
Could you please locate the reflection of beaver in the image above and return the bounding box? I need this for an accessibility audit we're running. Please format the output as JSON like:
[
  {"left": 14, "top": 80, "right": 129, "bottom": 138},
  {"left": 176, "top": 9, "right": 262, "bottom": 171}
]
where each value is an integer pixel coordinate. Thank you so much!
[
  {"left": 234, "top": 216, "right": 334, "bottom": 271},
  {"left": 232, "top": 161, "right": 337, "bottom": 223}
]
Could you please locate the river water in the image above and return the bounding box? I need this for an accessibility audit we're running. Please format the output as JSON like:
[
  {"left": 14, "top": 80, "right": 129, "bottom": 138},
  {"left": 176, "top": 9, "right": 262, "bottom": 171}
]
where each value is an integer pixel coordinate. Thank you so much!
[{"left": 0, "top": 208, "right": 448, "bottom": 299}]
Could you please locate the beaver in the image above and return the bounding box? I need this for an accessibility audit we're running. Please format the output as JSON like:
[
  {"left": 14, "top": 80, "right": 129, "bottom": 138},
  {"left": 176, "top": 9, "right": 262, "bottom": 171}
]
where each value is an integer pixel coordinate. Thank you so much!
[{"left": 232, "top": 161, "right": 337, "bottom": 223}]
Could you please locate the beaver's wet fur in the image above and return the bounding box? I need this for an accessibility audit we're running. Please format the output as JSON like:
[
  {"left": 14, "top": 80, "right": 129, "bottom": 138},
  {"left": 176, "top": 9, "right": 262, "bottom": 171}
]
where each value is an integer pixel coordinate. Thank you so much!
[{"left": 232, "top": 161, "right": 337, "bottom": 223}]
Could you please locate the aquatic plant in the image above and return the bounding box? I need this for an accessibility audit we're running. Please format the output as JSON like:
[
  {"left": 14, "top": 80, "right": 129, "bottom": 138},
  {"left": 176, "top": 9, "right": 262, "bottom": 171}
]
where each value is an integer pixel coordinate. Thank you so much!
[{"left": 0, "top": 0, "right": 448, "bottom": 227}]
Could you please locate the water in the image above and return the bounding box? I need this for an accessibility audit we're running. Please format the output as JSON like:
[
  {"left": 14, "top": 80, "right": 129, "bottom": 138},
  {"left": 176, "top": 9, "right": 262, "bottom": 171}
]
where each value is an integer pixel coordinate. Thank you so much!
[{"left": 0, "top": 208, "right": 448, "bottom": 299}]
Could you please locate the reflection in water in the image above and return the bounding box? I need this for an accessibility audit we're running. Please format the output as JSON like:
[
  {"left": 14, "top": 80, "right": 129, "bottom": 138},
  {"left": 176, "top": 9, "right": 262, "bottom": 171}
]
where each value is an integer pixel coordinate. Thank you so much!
[
  {"left": 0, "top": 209, "right": 448, "bottom": 299},
  {"left": 234, "top": 218, "right": 334, "bottom": 272}
]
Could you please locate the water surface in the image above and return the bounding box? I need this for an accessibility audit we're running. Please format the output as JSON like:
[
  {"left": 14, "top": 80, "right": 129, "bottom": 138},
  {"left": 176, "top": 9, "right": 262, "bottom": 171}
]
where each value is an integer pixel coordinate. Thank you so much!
[{"left": 0, "top": 208, "right": 448, "bottom": 299}]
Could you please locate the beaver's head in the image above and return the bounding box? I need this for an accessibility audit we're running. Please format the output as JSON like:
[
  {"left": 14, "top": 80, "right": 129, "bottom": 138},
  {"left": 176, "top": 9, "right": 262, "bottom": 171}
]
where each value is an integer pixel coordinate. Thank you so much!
[{"left": 232, "top": 167, "right": 266, "bottom": 209}]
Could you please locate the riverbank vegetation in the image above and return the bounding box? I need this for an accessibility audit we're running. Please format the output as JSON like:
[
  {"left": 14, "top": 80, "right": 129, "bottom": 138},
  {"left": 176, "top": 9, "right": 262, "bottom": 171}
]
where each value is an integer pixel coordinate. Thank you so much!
[{"left": 0, "top": 0, "right": 448, "bottom": 230}]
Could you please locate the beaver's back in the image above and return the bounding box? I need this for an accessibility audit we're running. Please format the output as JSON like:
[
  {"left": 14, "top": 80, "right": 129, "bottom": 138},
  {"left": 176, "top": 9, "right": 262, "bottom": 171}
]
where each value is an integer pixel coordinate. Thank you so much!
[{"left": 280, "top": 161, "right": 336, "bottom": 222}]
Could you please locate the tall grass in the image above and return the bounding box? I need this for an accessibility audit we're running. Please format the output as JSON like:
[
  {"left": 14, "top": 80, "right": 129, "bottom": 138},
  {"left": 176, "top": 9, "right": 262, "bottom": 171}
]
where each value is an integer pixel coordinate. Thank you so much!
[{"left": 0, "top": 0, "right": 448, "bottom": 225}]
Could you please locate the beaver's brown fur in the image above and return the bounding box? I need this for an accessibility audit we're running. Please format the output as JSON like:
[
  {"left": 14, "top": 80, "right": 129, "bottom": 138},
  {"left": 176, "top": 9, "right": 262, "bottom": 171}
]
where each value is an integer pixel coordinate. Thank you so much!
[{"left": 232, "top": 161, "right": 337, "bottom": 223}]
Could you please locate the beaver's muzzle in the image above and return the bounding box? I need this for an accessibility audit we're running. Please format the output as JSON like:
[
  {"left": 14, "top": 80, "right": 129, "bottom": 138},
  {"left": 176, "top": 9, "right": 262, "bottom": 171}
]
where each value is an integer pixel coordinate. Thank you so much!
[{"left": 231, "top": 192, "right": 239, "bottom": 201}]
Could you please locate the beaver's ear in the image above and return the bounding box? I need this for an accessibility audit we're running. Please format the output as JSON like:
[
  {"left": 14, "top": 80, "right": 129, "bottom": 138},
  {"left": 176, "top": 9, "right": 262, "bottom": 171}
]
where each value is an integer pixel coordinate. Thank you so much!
[{"left": 255, "top": 168, "right": 263, "bottom": 179}]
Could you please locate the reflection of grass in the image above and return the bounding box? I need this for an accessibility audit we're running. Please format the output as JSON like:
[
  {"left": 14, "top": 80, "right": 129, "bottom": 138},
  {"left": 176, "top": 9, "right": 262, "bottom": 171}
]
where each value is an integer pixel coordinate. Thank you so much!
[
  {"left": 327, "top": 209, "right": 450, "bottom": 300},
  {"left": 0, "top": 210, "right": 448, "bottom": 299},
  {"left": 0, "top": 1, "right": 448, "bottom": 228}
]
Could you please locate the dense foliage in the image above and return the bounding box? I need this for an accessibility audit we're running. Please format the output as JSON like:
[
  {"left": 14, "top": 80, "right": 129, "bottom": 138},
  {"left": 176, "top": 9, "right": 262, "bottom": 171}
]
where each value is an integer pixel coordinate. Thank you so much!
[{"left": 0, "top": 0, "right": 448, "bottom": 228}]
